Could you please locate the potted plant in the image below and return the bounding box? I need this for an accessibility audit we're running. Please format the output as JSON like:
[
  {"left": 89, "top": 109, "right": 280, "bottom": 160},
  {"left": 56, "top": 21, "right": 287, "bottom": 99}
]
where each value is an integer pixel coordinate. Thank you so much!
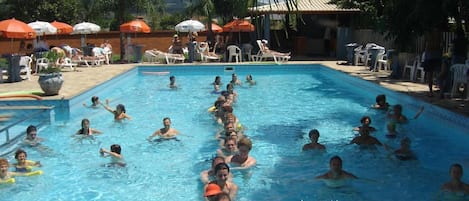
[{"left": 37, "top": 51, "right": 64, "bottom": 96}]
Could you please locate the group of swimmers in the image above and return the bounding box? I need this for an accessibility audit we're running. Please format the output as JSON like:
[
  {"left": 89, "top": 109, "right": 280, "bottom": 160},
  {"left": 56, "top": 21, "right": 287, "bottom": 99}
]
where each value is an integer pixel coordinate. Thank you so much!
[{"left": 301, "top": 94, "right": 469, "bottom": 196}]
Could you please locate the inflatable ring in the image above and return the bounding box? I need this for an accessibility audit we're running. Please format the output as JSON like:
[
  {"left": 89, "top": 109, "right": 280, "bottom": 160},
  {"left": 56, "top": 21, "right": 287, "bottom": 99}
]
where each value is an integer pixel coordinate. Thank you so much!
[
  {"left": 208, "top": 106, "right": 216, "bottom": 113},
  {"left": 24, "top": 170, "right": 43, "bottom": 176},
  {"left": 0, "top": 94, "right": 42, "bottom": 100},
  {"left": 0, "top": 178, "right": 15, "bottom": 184}
]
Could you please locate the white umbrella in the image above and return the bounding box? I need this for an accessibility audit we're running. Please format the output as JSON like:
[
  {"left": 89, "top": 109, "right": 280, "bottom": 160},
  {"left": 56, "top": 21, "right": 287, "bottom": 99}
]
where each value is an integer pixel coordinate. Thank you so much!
[
  {"left": 28, "top": 21, "right": 57, "bottom": 36},
  {"left": 175, "top": 20, "right": 205, "bottom": 32},
  {"left": 73, "top": 22, "right": 101, "bottom": 47}
]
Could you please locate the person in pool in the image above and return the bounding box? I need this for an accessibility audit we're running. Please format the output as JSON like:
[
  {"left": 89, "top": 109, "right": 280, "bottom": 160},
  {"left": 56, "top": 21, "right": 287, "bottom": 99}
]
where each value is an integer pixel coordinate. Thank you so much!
[
  {"left": 75, "top": 118, "right": 102, "bottom": 136},
  {"left": 302, "top": 129, "right": 326, "bottom": 151},
  {"left": 83, "top": 96, "right": 101, "bottom": 108},
  {"left": 169, "top": 75, "right": 178, "bottom": 89},
  {"left": 225, "top": 138, "right": 256, "bottom": 168},
  {"left": 23, "top": 125, "right": 44, "bottom": 146},
  {"left": 213, "top": 76, "right": 222, "bottom": 87},
  {"left": 315, "top": 155, "right": 357, "bottom": 187},
  {"left": 0, "top": 158, "right": 21, "bottom": 182},
  {"left": 12, "top": 149, "right": 41, "bottom": 173},
  {"left": 217, "top": 138, "right": 238, "bottom": 158},
  {"left": 389, "top": 137, "right": 416, "bottom": 160},
  {"left": 100, "top": 144, "right": 125, "bottom": 167},
  {"left": 204, "top": 183, "right": 223, "bottom": 201},
  {"left": 207, "top": 163, "right": 238, "bottom": 201},
  {"left": 441, "top": 163, "right": 469, "bottom": 195},
  {"left": 200, "top": 156, "right": 232, "bottom": 184},
  {"left": 102, "top": 99, "right": 132, "bottom": 121},
  {"left": 230, "top": 73, "right": 242, "bottom": 86},
  {"left": 353, "top": 116, "right": 376, "bottom": 132},
  {"left": 387, "top": 104, "right": 424, "bottom": 124},
  {"left": 350, "top": 127, "right": 382, "bottom": 146},
  {"left": 245, "top": 74, "right": 256, "bottom": 86},
  {"left": 372, "top": 94, "right": 390, "bottom": 110},
  {"left": 147, "top": 117, "right": 180, "bottom": 141}
]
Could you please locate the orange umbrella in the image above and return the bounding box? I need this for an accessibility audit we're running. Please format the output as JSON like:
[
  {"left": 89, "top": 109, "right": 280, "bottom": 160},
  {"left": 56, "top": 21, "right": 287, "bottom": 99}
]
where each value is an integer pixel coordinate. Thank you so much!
[
  {"left": 51, "top": 20, "right": 73, "bottom": 34},
  {"left": 0, "top": 18, "right": 36, "bottom": 39},
  {"left": 120, "top": 19, "right": 151, "bottom": 33},
  {"left": 205, "top": 23, "right": 223, "bottom": 33},
  {"left": 223, "top": 19, "right": 254, "bottom": 32}
]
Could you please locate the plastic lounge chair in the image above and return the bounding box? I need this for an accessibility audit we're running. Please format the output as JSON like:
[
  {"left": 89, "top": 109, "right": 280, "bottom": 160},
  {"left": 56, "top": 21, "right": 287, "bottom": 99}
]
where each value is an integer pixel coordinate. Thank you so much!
[
  {"left": 19, "top": 55, "right": 32, "bottom": 80},
  {"left": 450, "top": 64, "right": 469, "bottom": 99},
  {"left": 150, "top": 50, "right": 185, "bottom": 64},
  {"left": 144, "top": 50, "right": 158, "bottom": 63},
  {"left": 253, "top": 40, "right": 290, "bottom": 63},
  {"left": 59, "top": 58, "right": 77, "bottom": 71},
  {"left": 199, "top": 42, "right": 221, "bottom": 62},
  {"left": 35, "top": 58, "right": 49, "bottom": 73},
  {"left": 227, "top": 45, "right": 242, "bottom": 63}
]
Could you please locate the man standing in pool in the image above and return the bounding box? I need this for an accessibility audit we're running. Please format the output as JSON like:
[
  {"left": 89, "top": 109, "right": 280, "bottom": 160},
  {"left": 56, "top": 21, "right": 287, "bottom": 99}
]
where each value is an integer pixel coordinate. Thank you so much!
[
  {"left": 147, "top": 117, "right": 180, "bottom": 141},
  {"left": 316, "top": 156, "right": 357, "bottom": 179}
]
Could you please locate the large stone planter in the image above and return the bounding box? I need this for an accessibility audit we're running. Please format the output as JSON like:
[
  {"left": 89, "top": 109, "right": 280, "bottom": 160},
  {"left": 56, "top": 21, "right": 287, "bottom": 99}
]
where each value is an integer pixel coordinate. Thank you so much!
[{"left": 38, "top": 73, "right": 64, "bottom": 96}]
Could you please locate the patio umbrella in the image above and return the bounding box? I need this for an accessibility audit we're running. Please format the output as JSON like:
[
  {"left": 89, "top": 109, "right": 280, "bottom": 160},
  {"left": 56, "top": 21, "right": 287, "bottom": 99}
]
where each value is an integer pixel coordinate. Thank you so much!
[
  {"left": 51, "top": 21, "right": 73, "bottom": 35},
  {"left": 0, "top": 18, "right": 36, "bottom": 39},
  {"left": 0, "top": 18, "right": 36, "bottom": 52},
  {"left": 73, "top": 22, "right": 101, "bottom": 47},
  {"left": 205, "top": 23, "right": 223, "bottom": 34},
  {"left": 175, "top": 20, "right": 205, "bottom": 33},
  {"left": 120, "top": 19, "right": 151, "bottom": 33},
  {"left": 223, "top": 19, "right": 255, "bottom": 44},
  {"left": 28, "top": 21, "right": 57, "bottom": 36}
]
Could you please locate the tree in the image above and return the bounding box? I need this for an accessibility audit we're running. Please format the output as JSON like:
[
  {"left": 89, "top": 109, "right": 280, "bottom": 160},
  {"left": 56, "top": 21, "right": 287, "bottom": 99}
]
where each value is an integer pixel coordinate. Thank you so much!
[{"left": 1, "top": 0, "right": 80, "bottom": 23}]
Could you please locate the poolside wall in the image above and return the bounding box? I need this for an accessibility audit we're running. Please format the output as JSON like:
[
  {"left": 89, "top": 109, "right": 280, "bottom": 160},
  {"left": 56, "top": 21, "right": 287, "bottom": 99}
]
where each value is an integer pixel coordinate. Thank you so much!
[{"left": 0, "top": 31, "right": 207, "bottom": 57}]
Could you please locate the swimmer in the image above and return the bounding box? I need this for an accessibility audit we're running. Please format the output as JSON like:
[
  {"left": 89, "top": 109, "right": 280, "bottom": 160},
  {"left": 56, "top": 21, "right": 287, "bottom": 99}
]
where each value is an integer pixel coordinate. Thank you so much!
[
  {"left": 245, "top": 74, "right": 256, "bottom": 85},
  {"left": 0, "top": 158, "right": 23, "bottom": 182},
  {"left": 201, "top": 156, "right": 232, "bottom": 184},
  {"left": 12, "top": 149, "right": 41, "bottom": 173},
  {"left": 441, "top": 163, "right": 469, "bottom": 194},
  {"left": 315, "top": 156, "right": 357, "bottom": 187},
  {"left": 207, "top": 163, "right": 238, "bottom": 201},
  {"left": 169, "top": 75, "right": 177, "bottom": 89},
  {"left": 225, "top": 138, "right": 256, "bottom": 168},
  {"left": 100, "top": 144, "right": 125, "bottom": 167},
  {"left": 212, "top": 84, "right": 221, "bottom": 94},
  {"left": 217, "top": 138, "right": 238, "bottom": 158},
  {"left": 372, "top": 94, "right": 390, "bottom": 110},
  {"left": 75, "top": 118, "right": 102, "bottom": 136},
  {"left": 385, "top": 122, "right": 397, "bottom": 138},
  {"left": 23, "top": 125, "right": 44, "bottom": 146},
  {"left": 353, "top": 116, "right": 376, "bottom": 132},
  {"left": 204, "top": 183, "right": 223, "bottom": 201},
  {"left": 350, "top": 127, "right": 382, "bottom": 146},
  {"left": 83, "top": 96, "right": 101, "bottom": 108},
  {"left": 102, "top": 99, "right": 132, "bottom": 121},
  {"left": 387, "top": 137, "right": 416, "bottom": 160},
  {"left": 213, "top": 76, "right": 222, "bottom": 87},
  {"left": 302, "top": 129, "right": 326, "bottom": 151},
  {"left": 215, "top": 192, "right": 231, "bottom": 201},
  {"left": 147, "top": 117, "right": 180, "bottom": 141},
  {"left": 230, "top": 73, "right": 242, "bottom": 86},
  {"left": 387, "top": 105, "right": 424, "bottom": 124}
]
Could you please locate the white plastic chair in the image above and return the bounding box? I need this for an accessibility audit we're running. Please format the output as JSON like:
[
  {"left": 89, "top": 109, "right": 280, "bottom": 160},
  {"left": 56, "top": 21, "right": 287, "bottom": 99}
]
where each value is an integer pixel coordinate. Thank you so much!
[
  {"left": 19, "top": 55, "right": 32, "bottom": 80},
  {"left": 402, "top": 56, "right": 418, "bottom": 81},
  {"left": 242, "top": 43, "right": 253, "bottom": 62},
  {"left": 227, "top": 45, "right": 242, "bottom": 63},
  {"left": 414, "top": 57, "right": 425, "bottom": 83},
  {"left": 35, "top": 58, "right": 49, "bottom": 73},
  {"left": 59, "top": 58, "right": 77, "bottom": 71},
  {"left": 450, "top": 64, "right": 469, "bottom": 98},
  {"left": 376, "top": 52, "right": 389, "bottom": 71}
]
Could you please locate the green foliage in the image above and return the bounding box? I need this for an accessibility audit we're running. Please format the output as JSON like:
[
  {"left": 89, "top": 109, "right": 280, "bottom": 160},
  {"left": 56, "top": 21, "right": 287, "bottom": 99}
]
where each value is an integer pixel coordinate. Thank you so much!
[
  {"left": 1, "top": 0, "right": 80, "bottom": 24},
  {"left": 160, "top": 13, "right": 185, "bottom": 30},
  {"left": 40, "top": 51, "right": 64, "bottom": 74}
]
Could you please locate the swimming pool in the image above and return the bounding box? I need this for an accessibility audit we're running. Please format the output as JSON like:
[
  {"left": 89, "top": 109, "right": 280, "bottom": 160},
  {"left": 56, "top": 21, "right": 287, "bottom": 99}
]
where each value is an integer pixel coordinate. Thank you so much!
[{"left": 1, "top": 64, "right": 469, "bottom": 201}]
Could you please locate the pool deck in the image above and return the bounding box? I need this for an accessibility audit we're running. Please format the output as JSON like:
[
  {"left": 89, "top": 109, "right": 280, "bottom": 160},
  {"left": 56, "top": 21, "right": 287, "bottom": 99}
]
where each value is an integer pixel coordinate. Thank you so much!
[{"left": 1, "top": 61, "right": 468, "bottom": 117}]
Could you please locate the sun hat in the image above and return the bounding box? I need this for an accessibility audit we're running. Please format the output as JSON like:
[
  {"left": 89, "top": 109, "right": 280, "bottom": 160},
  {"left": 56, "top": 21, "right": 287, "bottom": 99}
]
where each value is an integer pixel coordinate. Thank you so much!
[
  {"left": 173, "top": 34, "right": 178, "bottom": 38},
  {"left": 261, "top": 39, "right": 268, "bottom": 44},
  {"left": 204, "top": 183, "right": 222, "bottom": 197}
]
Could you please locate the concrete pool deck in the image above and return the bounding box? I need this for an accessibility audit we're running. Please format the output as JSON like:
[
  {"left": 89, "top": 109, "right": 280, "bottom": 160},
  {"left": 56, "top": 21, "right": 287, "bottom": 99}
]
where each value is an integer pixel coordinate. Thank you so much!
[{"left": 0, "top": 61, "right": 468, "bottom": 117}]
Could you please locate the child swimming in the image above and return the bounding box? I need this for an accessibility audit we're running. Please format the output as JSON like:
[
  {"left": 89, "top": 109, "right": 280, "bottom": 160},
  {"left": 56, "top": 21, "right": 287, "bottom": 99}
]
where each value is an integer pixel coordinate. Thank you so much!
[
  {"left": 102, "top": 99, "right": 132, "bottom": 121},
  {"left": 100, "top": 144, "right": 126, "bottom": 167},
  {"left": 12, "top": 149, "right": 41, "bottom": 173},
  {"left": 76, "top": 118, "right": 102, "bottom": 136}
]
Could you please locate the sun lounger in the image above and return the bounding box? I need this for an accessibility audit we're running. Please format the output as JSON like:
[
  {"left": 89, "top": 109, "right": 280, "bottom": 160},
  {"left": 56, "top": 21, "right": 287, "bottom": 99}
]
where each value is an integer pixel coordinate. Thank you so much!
[
  {"left": 253, "top": 40, "right": 290, "bottom": 63},
  {"left": 145, "top": 49, "right": 185, "bottom": 64}
]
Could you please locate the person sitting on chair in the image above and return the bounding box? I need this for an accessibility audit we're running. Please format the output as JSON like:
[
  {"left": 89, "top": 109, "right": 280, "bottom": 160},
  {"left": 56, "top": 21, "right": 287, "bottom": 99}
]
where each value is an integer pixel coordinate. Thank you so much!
[{"left": 260, "top": 39, "right": 290, "bottom": 56}]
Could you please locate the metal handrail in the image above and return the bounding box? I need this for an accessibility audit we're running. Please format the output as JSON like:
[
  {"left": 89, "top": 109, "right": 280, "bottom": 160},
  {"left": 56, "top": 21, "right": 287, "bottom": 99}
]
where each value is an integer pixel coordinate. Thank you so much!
[{"left": 0, "top": 108, "right": 51, "bottom": 145}]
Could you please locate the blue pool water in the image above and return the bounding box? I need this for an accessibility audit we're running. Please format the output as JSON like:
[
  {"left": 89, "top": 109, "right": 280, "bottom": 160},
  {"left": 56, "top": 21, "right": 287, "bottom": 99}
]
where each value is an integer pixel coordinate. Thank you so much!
[{"left": 1, "top": 64, "right": 469, "bottom": 201}]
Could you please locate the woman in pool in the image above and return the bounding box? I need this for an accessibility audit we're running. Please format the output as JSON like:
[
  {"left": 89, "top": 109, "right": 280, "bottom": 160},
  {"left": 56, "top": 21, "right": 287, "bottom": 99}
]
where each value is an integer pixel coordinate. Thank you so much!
[
  {"left": 102, "top": 99, "right": 132, "bottom": 121},
  {"left": 387, "top": 137, "right": 416, "bottom": 160},
  {"left": 315, "top": 156, "right": 357, "bottom": 187},
  {"left": 23, "top": 125, "right": 44, "bottom": 146},
  {"left": 200, "top": 156, "right": 232, "bottom": 184},
  {"left": 213, "top": 76, "right": 222, "bottom": 87},
  {"left": 147, "top": 117, "right": 180, "bottom": 141},
  {"left": 75, "top": 118, "right": 102, "bottom": 136},
  {"left": 440, "top": 163, "right": 469, "bottom": 195},
  {"left": 353, "top": 116, "right": 376, "bottom": 132},
  {"left": 245, "top": 74, "right": 256, "bottom": 86},
  {"left": 387, "top": 105, "right": 424, "bottom": 124},
  {"left": 225, "top": 138, "right": 256, "bottom": 168},
  {"left": 83, "top": 96, "right": 101, "bottom": 108},
  {"left": 372, "top": 94, "right": 389, "bottom": 110},
  {"left": 100, "top": 144, "right": 125, "bottom": 167},
  {"left": 207, "top": 163, "right": 238, "bottom": 200},
  {"left": 302, "top": 129, "right": 326, "bottom": 151},
  {"left": 226, "top": 83, "right": 237, "bottom": 102},
  {"left": 0, "top": 158, "right": 21, "bottom": 182},
  {"left": 230, "top": 73, "right": 242, "bottom": 86},
  {"left": 217, "top": 138, "right": 238, "bottom": 158},
  {"left": 169, "top": 75, "right": 177, "bottom": 89},
  {"left": 204, "top": 183, "right": 223, "bottom": 201},
  {"left": 12, "top": 149, "right": 41, "bottom": 173}
]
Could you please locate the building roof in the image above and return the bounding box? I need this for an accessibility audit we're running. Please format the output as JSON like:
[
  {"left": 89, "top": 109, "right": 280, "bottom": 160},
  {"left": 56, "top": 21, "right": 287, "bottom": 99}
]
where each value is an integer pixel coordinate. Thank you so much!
[{"left": 249, "top": 0, "right": 360, "bottom": 15}]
